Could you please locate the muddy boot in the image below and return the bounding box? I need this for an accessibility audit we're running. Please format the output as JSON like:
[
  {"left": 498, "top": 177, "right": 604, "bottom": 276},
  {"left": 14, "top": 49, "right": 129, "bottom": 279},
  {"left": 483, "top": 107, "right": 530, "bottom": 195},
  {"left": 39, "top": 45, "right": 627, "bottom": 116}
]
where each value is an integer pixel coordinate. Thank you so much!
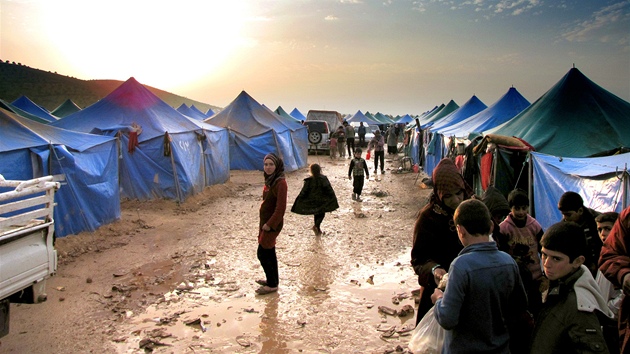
[
  {"left": 356, "top": 194, "right": 363, "bottom": 202},
  {"left": 352, "top": 193, "right": 356, "bottom": 201}
]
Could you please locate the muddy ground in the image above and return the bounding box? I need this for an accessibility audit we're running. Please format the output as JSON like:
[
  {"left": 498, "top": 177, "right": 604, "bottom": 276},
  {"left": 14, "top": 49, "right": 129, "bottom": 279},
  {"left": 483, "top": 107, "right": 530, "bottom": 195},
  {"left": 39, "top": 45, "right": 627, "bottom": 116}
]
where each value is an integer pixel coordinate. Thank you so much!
[{"left": 0, "top": 153, "right": 431, "bottom": 354}]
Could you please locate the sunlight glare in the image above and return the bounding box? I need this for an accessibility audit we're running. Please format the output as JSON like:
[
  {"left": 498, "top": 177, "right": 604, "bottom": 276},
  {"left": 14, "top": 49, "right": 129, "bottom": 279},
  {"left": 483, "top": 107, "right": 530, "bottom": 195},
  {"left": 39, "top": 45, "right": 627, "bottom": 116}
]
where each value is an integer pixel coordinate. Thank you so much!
[{"left": 40, "top": 1, "right": 250, "bottom": 89}]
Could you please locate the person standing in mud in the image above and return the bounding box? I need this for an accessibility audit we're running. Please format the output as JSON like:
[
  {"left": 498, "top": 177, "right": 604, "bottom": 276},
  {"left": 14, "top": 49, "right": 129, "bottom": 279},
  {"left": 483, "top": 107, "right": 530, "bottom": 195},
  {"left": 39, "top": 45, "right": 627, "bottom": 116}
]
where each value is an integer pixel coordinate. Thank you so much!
[
  {"left": 410, "top": 158, "right": 475, "bottom": 325},
  {"left": 256, "top": 153, "right": 287, "bottom": 295},
  {"left": 291, "top": 163, "right": 339, "bottom": 236}
]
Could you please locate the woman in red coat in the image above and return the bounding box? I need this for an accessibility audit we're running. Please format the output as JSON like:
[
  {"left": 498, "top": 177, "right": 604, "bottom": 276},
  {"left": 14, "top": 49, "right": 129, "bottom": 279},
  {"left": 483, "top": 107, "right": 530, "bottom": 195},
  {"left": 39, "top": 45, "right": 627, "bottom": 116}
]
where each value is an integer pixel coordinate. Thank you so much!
[{"left": 256, "top": 153, "right": 288, "bottom": 295}]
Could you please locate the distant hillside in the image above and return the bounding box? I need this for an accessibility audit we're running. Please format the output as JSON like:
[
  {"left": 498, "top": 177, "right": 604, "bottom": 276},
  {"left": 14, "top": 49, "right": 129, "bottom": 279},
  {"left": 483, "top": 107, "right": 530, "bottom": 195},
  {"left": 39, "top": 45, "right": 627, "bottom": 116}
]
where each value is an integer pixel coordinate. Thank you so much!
[{"left": 0, "top": 60, "right": 222, "bottom": 114}]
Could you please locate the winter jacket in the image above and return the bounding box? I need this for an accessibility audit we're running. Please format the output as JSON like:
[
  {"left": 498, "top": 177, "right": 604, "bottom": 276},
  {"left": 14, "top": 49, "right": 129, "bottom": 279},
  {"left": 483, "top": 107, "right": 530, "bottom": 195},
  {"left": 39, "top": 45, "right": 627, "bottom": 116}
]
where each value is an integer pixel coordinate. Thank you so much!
[
  {"left": 600, "top": 206, "right": 630, "bottom": 353},
  {"left": 530, "top": 265, "right": 613, "bottom": 354},
  {"left": 258, "top": 178, "right": 287, "bottom": 249}
]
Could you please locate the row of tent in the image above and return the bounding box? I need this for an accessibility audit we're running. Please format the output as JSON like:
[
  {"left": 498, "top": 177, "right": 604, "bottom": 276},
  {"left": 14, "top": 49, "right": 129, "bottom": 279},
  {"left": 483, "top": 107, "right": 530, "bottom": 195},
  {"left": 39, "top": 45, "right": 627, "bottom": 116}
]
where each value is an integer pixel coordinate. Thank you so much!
[
  {"left": 402, "top": 67, "right": 629, "bottom": 229},
  {"left": 0, "top": 78, "right": 309, "bottom": 238}
]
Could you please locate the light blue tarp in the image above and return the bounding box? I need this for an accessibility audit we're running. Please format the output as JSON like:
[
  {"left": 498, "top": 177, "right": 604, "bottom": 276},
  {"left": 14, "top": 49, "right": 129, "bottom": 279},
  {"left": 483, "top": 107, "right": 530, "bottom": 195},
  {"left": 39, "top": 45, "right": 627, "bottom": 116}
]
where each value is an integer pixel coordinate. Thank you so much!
[
  {"left": 437, "top": 87, "right": 530, "bottom": 137},
  {"left": 52, "top": 77, "right": 229, "bottom": 201},
  {"left": 205, "top": 91, "right": 308, "bottom": 172},
  {"left": 290, "top": 108, "right": 306, "bottom": 121},
  {"left": 177, "top": 104, "right": 207, "bottom": 120},
  {"left": 531, "top": 151, "right": 630, "bottom": 230},
  {"left": 0, "top": 107, "right": 120, "bottom": 237},
  {"left": 11, "top": 95, "right": 58, "bottom": 123},
  {"left": 347, "top": 110, "right": 380, "bottom": 125}
]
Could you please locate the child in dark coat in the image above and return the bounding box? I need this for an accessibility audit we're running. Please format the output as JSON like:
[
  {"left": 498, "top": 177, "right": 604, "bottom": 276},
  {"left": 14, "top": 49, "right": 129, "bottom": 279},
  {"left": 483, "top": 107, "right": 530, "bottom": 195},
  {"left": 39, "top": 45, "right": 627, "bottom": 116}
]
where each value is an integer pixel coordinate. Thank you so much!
[{"left": 291, "top": 164, "right": 339, "bottom": 236}]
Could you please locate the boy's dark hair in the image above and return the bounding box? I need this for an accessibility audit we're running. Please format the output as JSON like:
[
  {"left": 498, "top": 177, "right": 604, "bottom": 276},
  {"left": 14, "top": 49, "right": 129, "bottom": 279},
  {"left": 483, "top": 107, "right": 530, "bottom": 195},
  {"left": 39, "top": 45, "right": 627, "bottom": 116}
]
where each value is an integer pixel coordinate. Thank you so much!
[
  {"left": 310, "top": 163, "right": 321, "bottom": 177},
  {"left": 558, "top": 191, "right": 584, "bottom": 212},
  {"left": 540, "top": 221, "right": 586, "bottom": 261},
  {"left": 454, "top": 199, "right": 492, "bottom": 236},
  {"left": 507, "top": 188, "right": 529, "bottom": 208},
  {"left": 354, "top": 147, "right": 362, "bottom": 154},
  {"left": 595, "top": 211, "right": 619, "bottom": 224}
]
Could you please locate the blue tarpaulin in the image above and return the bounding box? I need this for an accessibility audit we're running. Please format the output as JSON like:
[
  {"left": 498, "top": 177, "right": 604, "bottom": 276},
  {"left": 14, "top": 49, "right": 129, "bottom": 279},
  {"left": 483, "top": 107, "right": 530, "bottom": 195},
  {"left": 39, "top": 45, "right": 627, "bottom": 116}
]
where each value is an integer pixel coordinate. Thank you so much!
[
  {"left": 0, "top": 107, "right": 120, "bottom": 237},
  {"left": 205, "top": 91, "right": 308, "bottom": 172},
  {"left": 531, "top": 151, "right": 630, "bottom": 230},
  {"left": 52, "top": 77, "right": 230, "bottom": 201}
]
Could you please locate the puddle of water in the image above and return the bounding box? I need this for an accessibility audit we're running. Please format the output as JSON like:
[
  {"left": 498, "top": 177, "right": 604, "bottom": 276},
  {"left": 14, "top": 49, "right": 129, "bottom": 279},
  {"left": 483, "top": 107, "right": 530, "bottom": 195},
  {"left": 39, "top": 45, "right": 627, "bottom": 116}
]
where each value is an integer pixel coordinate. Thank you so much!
[{"left": 113, "top": 248, "right": 419, "bottom": 353}]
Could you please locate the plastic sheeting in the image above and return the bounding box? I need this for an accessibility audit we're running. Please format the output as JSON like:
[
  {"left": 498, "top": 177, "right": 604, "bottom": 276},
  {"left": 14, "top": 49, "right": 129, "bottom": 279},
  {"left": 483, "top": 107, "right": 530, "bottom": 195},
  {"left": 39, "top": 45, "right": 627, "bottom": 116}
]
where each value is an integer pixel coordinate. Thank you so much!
[
  {"left": 531, "top": 151, "right": 630, "bottom": 230},
  {"left": 0, "top": 108, "right": 120, "bottom": 237}
]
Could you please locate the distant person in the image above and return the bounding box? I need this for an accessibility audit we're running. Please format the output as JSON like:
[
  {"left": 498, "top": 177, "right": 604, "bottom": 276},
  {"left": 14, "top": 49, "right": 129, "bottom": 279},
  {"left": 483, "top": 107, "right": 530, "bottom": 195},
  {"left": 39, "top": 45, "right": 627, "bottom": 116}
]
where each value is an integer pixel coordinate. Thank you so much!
[
  {"left": 499, "top": 188, "right": 545, "bottom": 318},
  {"left": 386, "top": 125, "right": 397, "bottom": 155},
  {"left": 367, "top": 130, "right": 385, "bottom": 175},
  {"left": 431, "top": 199, "right": 528, "bottom": 354},
  {"left": 334, "top": 126, "right": 346, "bottom": 159},
  {"left": 344, "top": 121, "right": 356, "bottom": 158},
  {"left": 291, "top": 163, "right": 339, "bottom": 236},
  {"left": 531, "top": 221, "right": 613, "bottom": 353},
  {"left": 348, "top": 147, "right": 370, "bottom": 202},
  {"left": 255, "top": 153, "right": 287, "bottom": 295},
  {"left": 329, "top": 133, "right": 338, "bottom": 160},
  {"left": 358, "top": 122, "right": 367, "bottom": 147},
  {"left": 599, "top": 206, "right": 630, "bottom": 354},
  {"left": 558, "top": 191, "right": 603, "bottom": 277},
  {"left": 410, "top": 158, "right": 474, "bottom": 324}
]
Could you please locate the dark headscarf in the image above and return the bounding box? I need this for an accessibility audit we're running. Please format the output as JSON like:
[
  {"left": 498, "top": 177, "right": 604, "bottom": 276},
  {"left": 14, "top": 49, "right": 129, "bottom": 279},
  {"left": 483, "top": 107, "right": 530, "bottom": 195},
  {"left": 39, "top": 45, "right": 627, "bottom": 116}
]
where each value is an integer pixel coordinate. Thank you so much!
[
  {"left": 431, "top": 158, "right": 474, "bottom": 211},
  {"left": 264, "top": 153, "right": 285, "bottom": 188}
]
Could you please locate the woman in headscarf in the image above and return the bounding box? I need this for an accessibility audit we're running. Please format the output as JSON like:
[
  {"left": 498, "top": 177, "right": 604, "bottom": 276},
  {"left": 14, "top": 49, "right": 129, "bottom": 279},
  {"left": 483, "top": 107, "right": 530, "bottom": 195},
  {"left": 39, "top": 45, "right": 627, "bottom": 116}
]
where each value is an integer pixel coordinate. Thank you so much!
[
  {"left": 256, "top": 153, "right": 288, "bottom": 295},
  {"left": 410, "top": 158, "right": 475, "bottom": 324},
  {"left": 291, "top": 163, "right": 339, "bottom": 236}
]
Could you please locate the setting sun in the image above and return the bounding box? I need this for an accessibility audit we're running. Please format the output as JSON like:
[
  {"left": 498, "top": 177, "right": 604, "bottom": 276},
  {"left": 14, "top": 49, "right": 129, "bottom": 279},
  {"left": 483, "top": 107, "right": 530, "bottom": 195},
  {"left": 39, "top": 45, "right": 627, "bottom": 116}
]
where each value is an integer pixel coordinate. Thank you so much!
[{"left": 38, "top": 1, "right": 250, "bottom": 89}]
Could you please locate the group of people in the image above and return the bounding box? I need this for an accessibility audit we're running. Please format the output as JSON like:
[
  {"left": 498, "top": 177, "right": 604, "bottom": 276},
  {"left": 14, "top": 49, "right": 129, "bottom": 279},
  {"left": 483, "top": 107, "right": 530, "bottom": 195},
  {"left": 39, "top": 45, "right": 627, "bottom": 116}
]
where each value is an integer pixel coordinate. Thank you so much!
[{"left": 411, "top": 157, "right": 630, "bottom": 353}]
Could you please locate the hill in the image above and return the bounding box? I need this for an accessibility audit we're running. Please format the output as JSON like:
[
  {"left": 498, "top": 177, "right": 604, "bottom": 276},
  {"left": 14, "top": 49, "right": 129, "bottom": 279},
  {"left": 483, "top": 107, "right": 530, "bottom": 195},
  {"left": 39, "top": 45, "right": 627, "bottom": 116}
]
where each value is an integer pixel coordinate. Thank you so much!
[{"left": 0, "top": 60, "right": 221, "bottom": 114}]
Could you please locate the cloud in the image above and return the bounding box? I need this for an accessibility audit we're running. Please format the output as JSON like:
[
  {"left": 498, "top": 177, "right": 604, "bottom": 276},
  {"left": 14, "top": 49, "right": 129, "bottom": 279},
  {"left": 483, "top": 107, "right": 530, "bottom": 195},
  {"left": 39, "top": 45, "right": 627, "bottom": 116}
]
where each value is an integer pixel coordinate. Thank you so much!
[
  {"left": 493, "top": 0, "right": 541, "bottom": 16},
  {"left": 339, "top": 0, "right": 363, "bottom": 3},
  {"left": 324, "top": 15, "right": 339, "bottom": 21},
  {"left": 561, "top": 1, "right": 630, "bottom": 45}
]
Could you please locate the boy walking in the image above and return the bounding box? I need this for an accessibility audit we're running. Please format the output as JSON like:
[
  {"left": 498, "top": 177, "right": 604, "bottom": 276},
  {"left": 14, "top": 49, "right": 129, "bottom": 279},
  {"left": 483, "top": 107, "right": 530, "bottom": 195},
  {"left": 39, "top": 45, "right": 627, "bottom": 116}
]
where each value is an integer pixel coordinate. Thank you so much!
[
  {"left": 348, "top": 148, "right": 369, "bottom": 202},
  {"left": 531, "top": 221, "right": 614, "bottom": 353},
  {"left": 431, "top": 199, "right": 528, "bottom": 354}
]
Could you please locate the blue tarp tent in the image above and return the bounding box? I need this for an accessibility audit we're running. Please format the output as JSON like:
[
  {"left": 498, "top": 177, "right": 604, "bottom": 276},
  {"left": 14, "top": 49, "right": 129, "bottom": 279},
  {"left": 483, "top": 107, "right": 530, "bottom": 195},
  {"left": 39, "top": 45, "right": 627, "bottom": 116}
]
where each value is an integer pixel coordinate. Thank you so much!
[
  {"left": 205, "top": 91, "right": 308, "bottom": 172},
  {"left": 531, "top": 151, "right": 630, "bottom": 230},
  {"left": 347, "top": 110, "right": 380, "bottom": 125},
  {"left": 0, "top": 107, "right": 120, "bottom": 237},
  {"left": 290, "top": 108, "right": 306, "bottom": 121},
  {"left": 11, "top": 95, "right": 58, "bottom": 123},
  {"left": 397, "top": 114, "right": 415, "bottom": 124},
  {"left": 429, "top": 95, "right": 487, "bottom": 133},
  {"left": 437, "top": 87, "right": 530, "bottom": 138},
  {"left": 177, "top": 103, "right": 207, "bottom": 121},
  {"left": 52, "top": 77, "right": 230, "bottom": 201},
  {"left": 491, "top": 68, "right": 630, "bottom": 157}
]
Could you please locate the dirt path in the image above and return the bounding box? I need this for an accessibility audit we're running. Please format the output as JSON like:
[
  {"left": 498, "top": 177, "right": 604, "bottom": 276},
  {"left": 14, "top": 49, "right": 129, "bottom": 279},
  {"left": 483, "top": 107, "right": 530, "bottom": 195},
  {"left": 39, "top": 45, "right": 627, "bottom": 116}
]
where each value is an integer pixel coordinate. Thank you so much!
[{"left": 0, "top": 153, "right": 430, "bottom": 353}]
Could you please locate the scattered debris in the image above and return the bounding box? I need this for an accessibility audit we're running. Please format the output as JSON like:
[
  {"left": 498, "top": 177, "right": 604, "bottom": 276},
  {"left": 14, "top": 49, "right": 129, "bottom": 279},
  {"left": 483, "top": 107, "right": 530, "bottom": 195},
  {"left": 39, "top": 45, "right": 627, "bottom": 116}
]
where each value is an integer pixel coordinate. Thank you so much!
[
  {"left": 236, "top": 335, "right": 251, "bottom": 347},
  {"left": 397, "top": 304, "right": 414, "bottom": 317},
  {"left": 366, "top": 275, "right": 374, "bottom": 285},
  {"left": 378, "top": 306, "right": 397, "bottom": 316}
]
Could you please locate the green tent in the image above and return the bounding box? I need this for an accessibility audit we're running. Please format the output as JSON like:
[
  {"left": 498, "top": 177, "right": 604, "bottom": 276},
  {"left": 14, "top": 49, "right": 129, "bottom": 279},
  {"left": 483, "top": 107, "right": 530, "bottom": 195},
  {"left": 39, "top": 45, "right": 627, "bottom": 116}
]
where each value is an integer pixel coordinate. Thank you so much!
[{"left": 491, "top": 67, "right": 630, "bottom": 157}]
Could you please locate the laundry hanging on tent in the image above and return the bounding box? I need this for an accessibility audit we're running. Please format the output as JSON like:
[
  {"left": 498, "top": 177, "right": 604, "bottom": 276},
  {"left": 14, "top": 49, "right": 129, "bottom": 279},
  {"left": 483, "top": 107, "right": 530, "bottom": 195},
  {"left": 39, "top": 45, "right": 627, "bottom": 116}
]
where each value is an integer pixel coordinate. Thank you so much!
[
  {"left": 127, "top": 122, "right": 142, "bottom": 153},
  {"left": 163, "top": 132, "right": 172, "bottom": 157}
]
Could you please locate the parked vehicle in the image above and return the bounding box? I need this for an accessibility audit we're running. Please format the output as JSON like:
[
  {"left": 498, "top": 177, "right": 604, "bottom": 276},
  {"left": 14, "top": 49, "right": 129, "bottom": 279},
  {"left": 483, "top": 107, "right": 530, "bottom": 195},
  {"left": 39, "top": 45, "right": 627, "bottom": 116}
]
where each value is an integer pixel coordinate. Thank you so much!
[
  {"left": 303, "top": 120, "right": 331, "bottom": 152},
  {"left": 0, "top": 175, "right": 59, "bottom": 338}
]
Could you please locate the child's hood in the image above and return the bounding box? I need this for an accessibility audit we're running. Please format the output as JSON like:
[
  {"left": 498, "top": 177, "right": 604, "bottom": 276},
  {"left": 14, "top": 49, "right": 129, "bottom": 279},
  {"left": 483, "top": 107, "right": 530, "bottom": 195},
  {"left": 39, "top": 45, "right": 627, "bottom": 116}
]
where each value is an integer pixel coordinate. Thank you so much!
[{"left": 575, "top": 265, "right": 615, "bottom": 319}]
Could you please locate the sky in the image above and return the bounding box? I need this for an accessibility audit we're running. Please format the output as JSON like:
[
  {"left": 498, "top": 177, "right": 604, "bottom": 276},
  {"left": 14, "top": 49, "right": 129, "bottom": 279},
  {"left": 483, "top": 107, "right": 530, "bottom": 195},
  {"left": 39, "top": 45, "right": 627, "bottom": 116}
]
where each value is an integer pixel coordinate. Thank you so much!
[{"left": 1, "top": 0, "right": 629, "bottom": 116}]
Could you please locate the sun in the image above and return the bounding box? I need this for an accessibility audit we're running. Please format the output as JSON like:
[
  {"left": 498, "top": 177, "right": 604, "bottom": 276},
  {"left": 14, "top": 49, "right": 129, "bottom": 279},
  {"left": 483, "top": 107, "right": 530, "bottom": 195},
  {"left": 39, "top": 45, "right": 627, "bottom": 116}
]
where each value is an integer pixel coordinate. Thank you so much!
[{"left": 40, "top": 1, "right": 249, "bottom": 89}]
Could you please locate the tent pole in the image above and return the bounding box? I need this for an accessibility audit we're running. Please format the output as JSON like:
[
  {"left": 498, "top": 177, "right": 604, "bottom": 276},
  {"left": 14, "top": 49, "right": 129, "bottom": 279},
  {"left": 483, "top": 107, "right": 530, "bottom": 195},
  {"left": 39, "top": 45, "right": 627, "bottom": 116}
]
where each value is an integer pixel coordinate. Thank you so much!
[
  {"left": 167, "top": 133, "right": 183, "bottom": 203},
  {"left": 528, "top": 152, "right": 533, "bottom": 217}
]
